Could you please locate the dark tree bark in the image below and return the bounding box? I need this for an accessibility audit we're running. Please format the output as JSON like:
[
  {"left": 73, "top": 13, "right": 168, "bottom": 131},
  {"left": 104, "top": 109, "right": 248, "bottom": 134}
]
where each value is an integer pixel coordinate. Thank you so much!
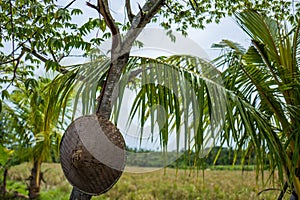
[
  {"left": 28, "top": 160, "right": 42, "bottom": 199},
  {"left": 0, "top": 168, "right": 8, "bottom": 197},
  {"left": 70, "top": 188, "right": 92, "bottom": 200}
]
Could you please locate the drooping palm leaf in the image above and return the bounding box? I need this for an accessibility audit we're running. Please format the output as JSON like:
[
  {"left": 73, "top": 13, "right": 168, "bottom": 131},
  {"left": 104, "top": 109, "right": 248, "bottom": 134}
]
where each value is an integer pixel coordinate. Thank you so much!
[
  {"left": 212, "top": 9, "right": 300, "bottom": 196},
  {"left": 50, "top": 45, "right": 289, "bottom": 176},
  {"left": 48, "top": 54, "right": 111, "bottom": 119}
]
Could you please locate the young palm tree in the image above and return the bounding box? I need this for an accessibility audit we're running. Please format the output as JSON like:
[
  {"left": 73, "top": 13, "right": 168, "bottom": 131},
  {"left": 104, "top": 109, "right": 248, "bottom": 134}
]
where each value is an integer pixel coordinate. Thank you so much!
[
  {"left": 212, "top": 10, "right": 300, "bottom": 198},
  {"left": 0, "top": 102, "right": 23, "bottom": 197},
  {"left": 8, "top": 77, "right": 69, "bottom": 199}
]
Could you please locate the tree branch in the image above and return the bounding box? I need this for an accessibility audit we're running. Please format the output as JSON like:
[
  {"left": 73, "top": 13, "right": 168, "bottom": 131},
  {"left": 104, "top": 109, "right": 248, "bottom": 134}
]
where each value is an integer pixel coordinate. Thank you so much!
[
  {"left": 86, "top": 1, "right": 98, "bottom": 10},
  {"left": 22, "top": 46, "right": 48, "bottom": 63},
  {"left": 188, "top": 0, "right": 198, "bottom": 11},
  {"left": 165, "top": 2, "right": 177, "bottom": 15},
  {"left": 22, "top": 46, "right": 69, "bottom": 74},
  {"left": 96, "top": 0, "right": 165, "bottom": 119},
  {"left": 49, "top": 45, "right": 58, "bottom": 63},
  {"left": 87, "top": 0, "right": 119, "bottom": 36},
  {"left": 4, "top": 49, "right": 25, "bottom": 90},
  {"left": 122, "top": 0, "right": 165, "bottom": 52},
  {"left": 87, "top": 0, "right": 121, "bottom": 53},
  {"left": 0, "top": 57, "right": 20, "bottom": 65},
  {"left": 125, "top": 0, "right": 135, "bottom": 23},
  {"left": 98, "top": 0, "right": 119, "bottom": 35},
  {"left": 65, "top": 0, "right": 77, "bottom": 9}
]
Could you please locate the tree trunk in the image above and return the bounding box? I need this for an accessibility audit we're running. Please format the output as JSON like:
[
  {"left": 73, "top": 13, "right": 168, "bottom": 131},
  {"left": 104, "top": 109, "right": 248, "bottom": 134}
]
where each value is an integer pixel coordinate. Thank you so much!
[
  {"left": 70, "top": 188, "right": 92, "bottom": 200},
  {"left": 28, "top": 160, "right": 42, "bottom": 199},
  {"left": 68, "top": 1, "right": 165, "bottom": 199},
  {"left": 96, "top": 52, "right": 130, "bottom": 118},
  {"left": 0, "top": 168, "right": 8, "bottom": 197}
]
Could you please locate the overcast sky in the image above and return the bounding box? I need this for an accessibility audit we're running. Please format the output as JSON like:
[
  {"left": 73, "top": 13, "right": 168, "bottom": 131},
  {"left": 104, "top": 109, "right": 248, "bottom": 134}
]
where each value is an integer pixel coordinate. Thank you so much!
[{"left": 58, "top": 0, "right": 250, "bottom": 65}]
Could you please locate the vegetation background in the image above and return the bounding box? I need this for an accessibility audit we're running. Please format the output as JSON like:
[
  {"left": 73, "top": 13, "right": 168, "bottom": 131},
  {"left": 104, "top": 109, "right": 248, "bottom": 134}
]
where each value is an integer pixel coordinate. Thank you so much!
[
  {"left": 1, "top": 0, "right": 300, "bottom": 199},
  {"left": 3, "top": 162, "right": 288, "bottom": 200}
]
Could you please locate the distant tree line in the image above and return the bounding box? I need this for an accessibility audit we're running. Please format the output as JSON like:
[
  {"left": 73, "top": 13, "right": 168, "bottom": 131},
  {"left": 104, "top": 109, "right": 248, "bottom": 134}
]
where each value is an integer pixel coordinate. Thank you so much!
[{"left": 126, "top": 146, "right": 262, "bottom": 169}]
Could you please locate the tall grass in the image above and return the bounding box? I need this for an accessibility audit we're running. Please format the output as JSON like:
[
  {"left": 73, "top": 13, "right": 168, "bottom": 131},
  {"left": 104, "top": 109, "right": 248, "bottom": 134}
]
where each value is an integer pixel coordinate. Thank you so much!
[{"left": 2, "top": 163, "right": 290, "bottom": 199}]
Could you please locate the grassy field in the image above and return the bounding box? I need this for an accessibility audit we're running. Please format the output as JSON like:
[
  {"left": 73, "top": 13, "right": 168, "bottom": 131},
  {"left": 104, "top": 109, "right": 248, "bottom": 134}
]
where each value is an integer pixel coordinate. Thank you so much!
[{"left": 3, "top": 163, "right": 290, "bottom": 200}]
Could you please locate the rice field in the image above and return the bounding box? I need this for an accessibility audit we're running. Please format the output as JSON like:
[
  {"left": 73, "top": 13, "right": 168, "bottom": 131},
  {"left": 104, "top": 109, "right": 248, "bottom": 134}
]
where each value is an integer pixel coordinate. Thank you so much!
[{"left": 3, "top": 163, "right": 290, "bottom": 199}]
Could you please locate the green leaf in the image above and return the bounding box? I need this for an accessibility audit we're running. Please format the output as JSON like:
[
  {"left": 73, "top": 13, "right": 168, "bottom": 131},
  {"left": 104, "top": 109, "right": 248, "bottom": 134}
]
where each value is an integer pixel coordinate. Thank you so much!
[
  {"left": 45, "top": 60, "right": 60, "bottom": 71},
  {"left": 25, "top": 78, "right": 38, "bottom": 90},
  {"left": 100, "top": 19, "right": 106, "bottom": 32},
  {"left": 0, "top": 146, "right": 10, "bottom": 166},
  {"left": 71, "top": 8, "right": 83, "bottom": 16},
  {"left": 1, "top": 90, "right": 9, "bottom": 99}
]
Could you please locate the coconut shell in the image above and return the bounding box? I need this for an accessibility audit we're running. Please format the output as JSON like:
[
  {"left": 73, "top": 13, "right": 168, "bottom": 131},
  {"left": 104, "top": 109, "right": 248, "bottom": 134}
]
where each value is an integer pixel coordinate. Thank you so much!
[{"left": 60, "top": 115, "right": 126, "bottom": 195}]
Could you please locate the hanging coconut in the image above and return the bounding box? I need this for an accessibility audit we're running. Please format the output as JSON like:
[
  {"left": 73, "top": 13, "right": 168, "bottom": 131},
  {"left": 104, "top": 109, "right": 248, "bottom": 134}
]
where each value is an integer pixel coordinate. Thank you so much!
[{"left": 60, "top": 114, "right": 126, "bottom": 195}]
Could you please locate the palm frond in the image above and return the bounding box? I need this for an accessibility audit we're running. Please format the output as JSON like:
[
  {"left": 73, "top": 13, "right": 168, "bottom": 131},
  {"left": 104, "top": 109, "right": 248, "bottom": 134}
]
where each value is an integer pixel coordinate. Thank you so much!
[
  {"left": 214, "top": 10, "right": 300, "bottom": 192},
  {"left": 235, "top": 10, "right": 280, "bottom": 63},
  {"left": 48, "top": 55, "right": 110, "bottom": 119}
]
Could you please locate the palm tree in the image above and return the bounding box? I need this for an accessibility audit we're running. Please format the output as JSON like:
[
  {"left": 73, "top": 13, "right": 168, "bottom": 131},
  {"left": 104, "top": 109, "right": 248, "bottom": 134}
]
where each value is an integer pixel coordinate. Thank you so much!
[
  {"left": 1, "top": 95, "right": 34, "bottom": 198},
  {"left": 211, "top": 10, "right": 300, "bottom": 198},
  {"left": 8, "top": 77, "right": 70, "bottom": 199}
]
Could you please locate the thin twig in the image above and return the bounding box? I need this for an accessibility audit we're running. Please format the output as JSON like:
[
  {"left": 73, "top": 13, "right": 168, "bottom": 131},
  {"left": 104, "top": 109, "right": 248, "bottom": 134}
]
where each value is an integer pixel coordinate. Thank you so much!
[
  {"left": 49, "top": 45, "right": 58, "bottom": 63},
  {"left": 22, "top": 45, "right": 69, "bottom": 74},
  {"left": 188, "top": 0, "right": 198, "bottom": 11},
  {"left": 165, "top": 2, "right": 177, "bottom": 15},
  {"left": 1, "top": 57, "right": 20, "bottom": 65},
  {"left": 10, "top": 1, "right": 14, "bottom": 60},
  {"left": 257, "top": 188, "right": 282, "bottom": 196}
]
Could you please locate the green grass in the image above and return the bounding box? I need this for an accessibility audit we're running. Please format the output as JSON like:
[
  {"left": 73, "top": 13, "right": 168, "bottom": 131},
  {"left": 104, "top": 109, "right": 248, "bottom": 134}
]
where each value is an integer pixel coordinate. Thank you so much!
[
  {"left": 2, "top": 163, "right": 291, "bottom": 199},
  {"left": 208, "top": 165, "right": 256, "bottom": 171}
]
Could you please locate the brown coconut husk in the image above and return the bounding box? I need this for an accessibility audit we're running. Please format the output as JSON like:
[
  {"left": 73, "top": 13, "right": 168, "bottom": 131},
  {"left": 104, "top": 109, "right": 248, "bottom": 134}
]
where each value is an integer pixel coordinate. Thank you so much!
[{"left": 60, "top": 115, "right": 126, "bottom": 195}]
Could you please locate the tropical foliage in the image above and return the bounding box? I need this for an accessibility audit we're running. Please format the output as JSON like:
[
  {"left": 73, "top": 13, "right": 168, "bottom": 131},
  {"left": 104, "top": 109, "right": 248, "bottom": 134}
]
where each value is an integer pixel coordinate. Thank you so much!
[
  {"left": 2, "top": 0, "right": 300, "bottom": 199},
  {"left": 48, "top": 9, "right": 300, "bottom": 199},
  {"left": 212, "top": 9, "right": 300, "bottom": 197},
  {"left": 0, "top": 77, "right": 72, "bottom": 198},
  {"left": 0, "top": 0, "right": 106, "bottom": 112}
]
